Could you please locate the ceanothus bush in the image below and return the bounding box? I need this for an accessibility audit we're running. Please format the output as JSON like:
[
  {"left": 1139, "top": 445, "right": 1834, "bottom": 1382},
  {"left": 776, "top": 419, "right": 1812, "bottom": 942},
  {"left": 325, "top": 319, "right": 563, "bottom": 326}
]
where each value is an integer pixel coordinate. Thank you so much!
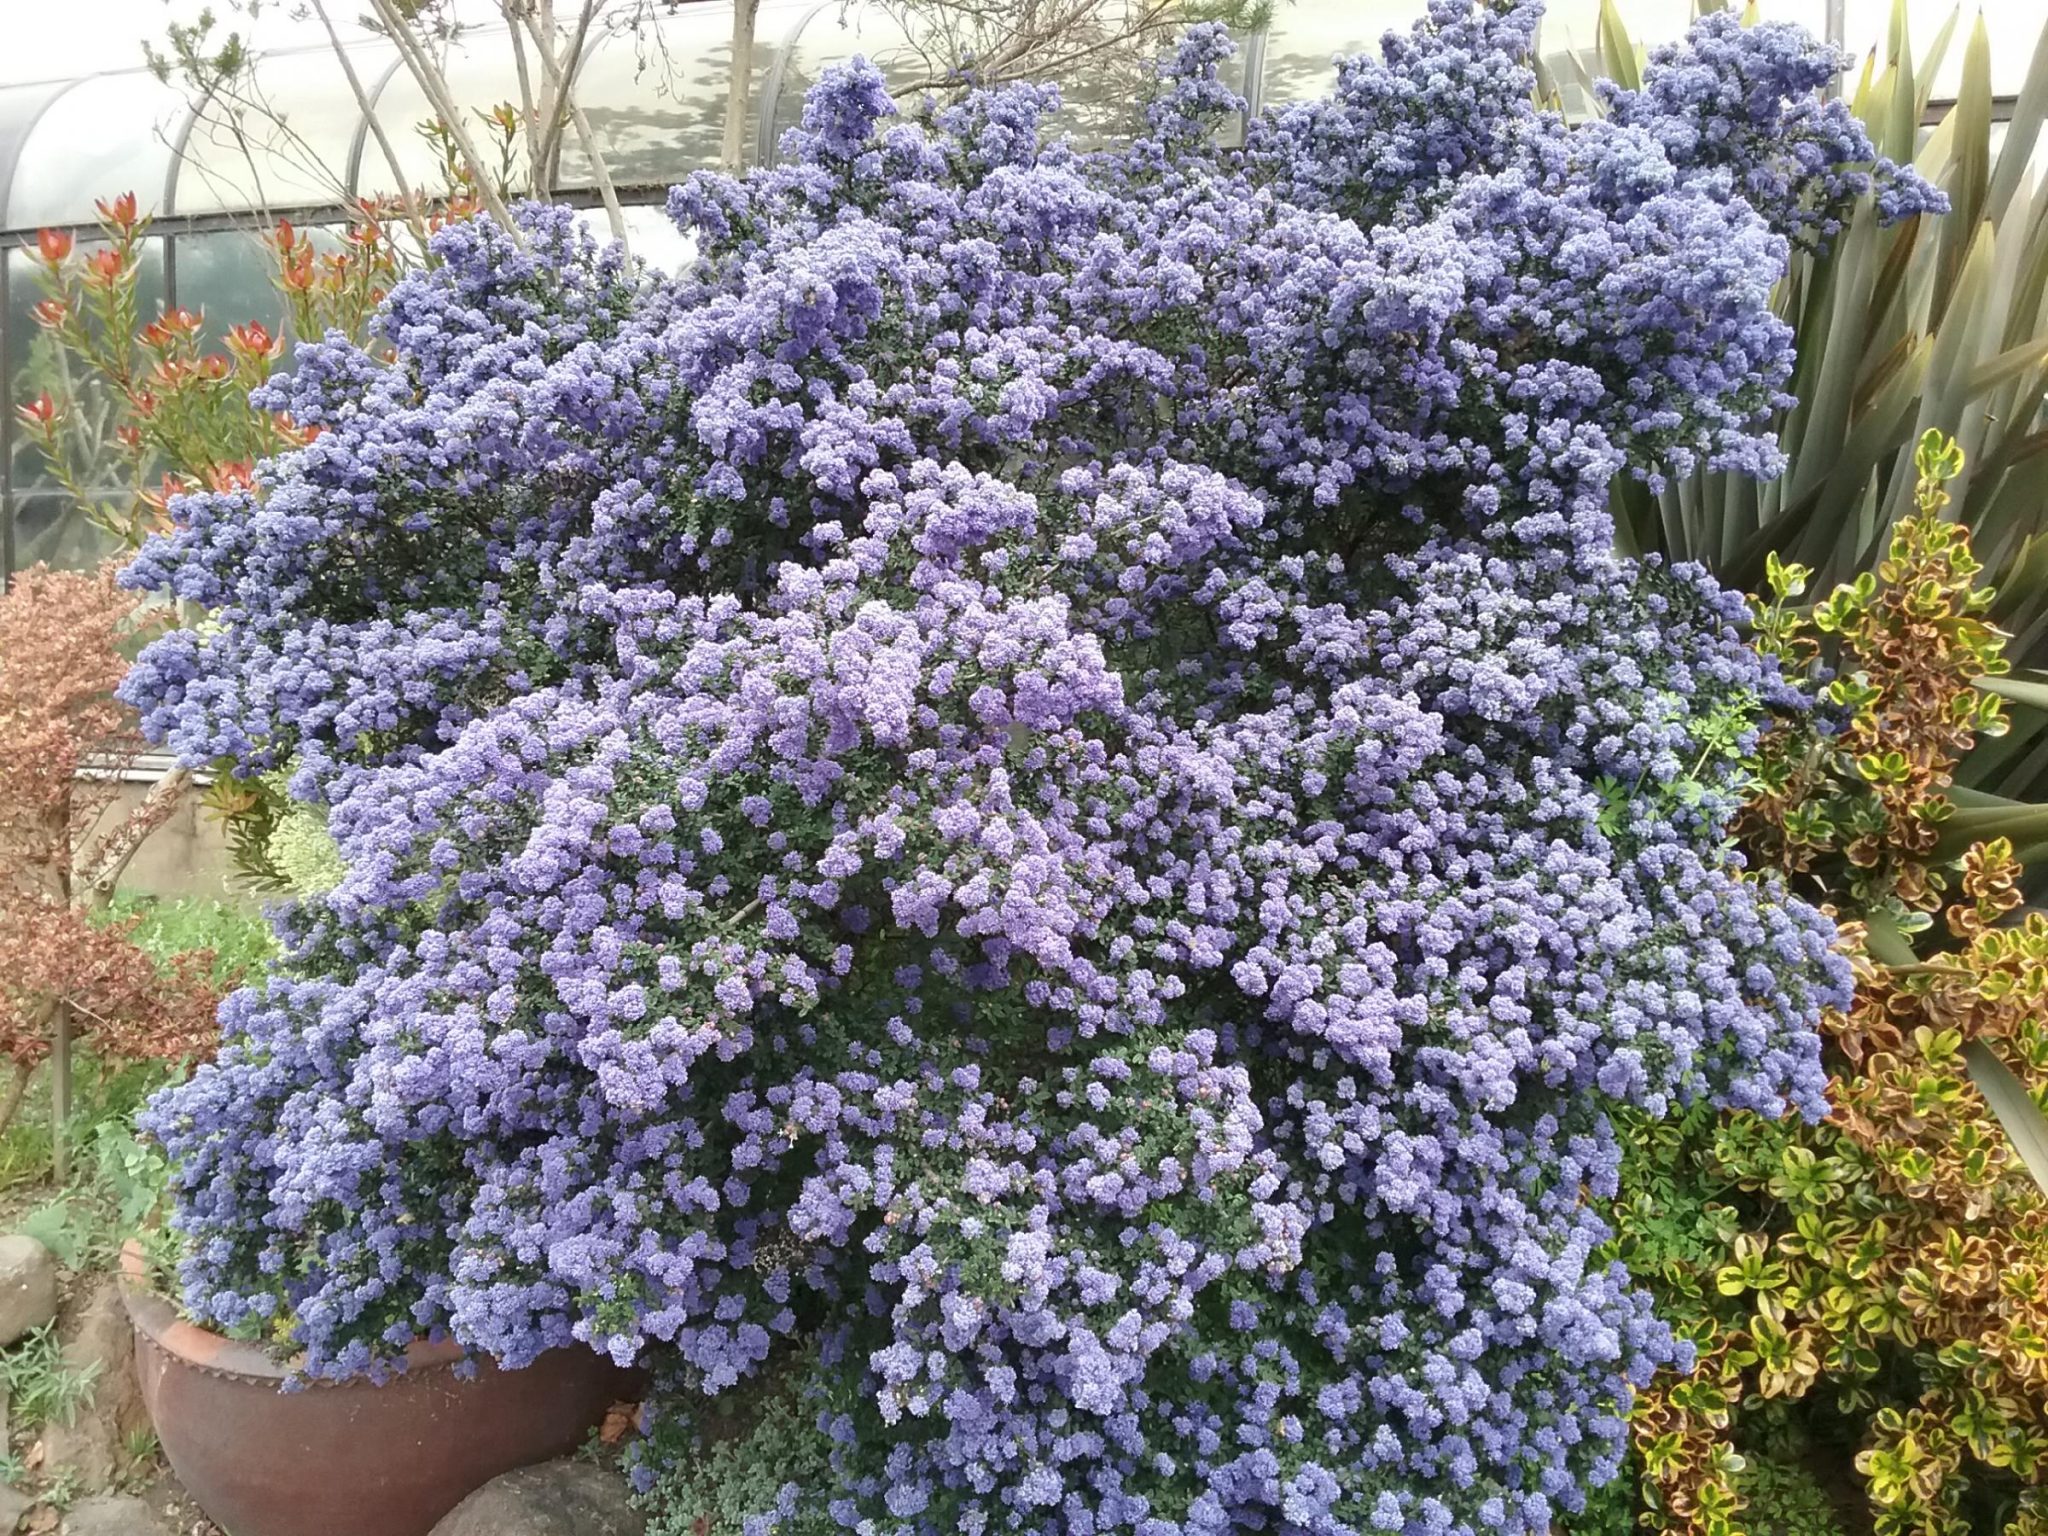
[{"left": 121, "top": 6, "right": 1938, "bottom": 1534}]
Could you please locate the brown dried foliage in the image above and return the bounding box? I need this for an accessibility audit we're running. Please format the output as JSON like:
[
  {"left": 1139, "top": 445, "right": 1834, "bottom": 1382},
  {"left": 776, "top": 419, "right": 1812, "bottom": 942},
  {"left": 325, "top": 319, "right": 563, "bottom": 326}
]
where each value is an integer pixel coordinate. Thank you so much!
[{"left": 0, "top": 564, "right": 218, "bottom": 1102}]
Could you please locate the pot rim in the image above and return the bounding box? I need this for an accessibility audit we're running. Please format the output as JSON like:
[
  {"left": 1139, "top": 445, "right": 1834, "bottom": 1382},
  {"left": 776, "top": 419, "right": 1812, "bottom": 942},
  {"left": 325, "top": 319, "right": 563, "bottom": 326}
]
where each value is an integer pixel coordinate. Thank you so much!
[{"left": 118, "top": 1239, "right": 469, "bottom": 1384}]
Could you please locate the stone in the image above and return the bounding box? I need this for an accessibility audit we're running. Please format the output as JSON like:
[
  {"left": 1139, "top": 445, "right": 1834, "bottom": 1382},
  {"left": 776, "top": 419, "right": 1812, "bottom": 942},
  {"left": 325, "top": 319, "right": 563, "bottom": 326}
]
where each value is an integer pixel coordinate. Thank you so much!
[
  {"left": 0, "top": 1482, "right": 29, "bottom": 1532},
  {"left": 429, "top": 1460, "right": 643, "bottom": 1536},
  {"left": 58, "top": 1495, "right": 164, "bottom": 1536},
  {"left": 0, "top": 1240, "right": 57, "bottom": 1347},
  {"left": 39, "top": 1282, "right": 148, "bottom": 1495}
]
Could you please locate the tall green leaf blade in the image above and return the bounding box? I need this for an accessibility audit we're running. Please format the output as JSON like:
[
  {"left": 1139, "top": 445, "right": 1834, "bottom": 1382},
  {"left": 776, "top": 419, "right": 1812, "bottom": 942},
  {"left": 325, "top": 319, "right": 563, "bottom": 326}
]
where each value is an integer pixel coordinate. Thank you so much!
[
  {"left": 1785, "top": 208, "right": 1876, "bottom": 507},
  {"left": 1933, "top": 787, "right": 2048, "bottom": 857},
  {"left": 1962, "top": 1043, "right": 2048, "bottom": 1198},
  {"left": 1911, "top": 6, "right": 1961, "bottom": 127},
  {"left": 1598, "top": 0, "right": 1641, "bottom": 93},
  {"left": 1882, "top": 5, "right": 1918, "bottom": 163},
  {"left": 1979, "top": 674, "right": 2048, "bottom": 710},
  {"left": 1894, "top": 221, "right": 1994, "bottom": 529},
  {"left": 1780, "top": 336, "right": 1929, "bottom": 578},
  {"left": 1934, "top": 13, "right": 1993, "bottom": 323},
  {"left": 1965, "top": 337, "right": 2048, "bottom": 399}
]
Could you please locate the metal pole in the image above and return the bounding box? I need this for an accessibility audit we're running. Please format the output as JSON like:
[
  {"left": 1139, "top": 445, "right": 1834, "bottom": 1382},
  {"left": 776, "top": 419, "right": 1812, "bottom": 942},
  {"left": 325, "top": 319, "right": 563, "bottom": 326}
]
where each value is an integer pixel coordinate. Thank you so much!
[{"left": 50, "top": 1002, "right": 71, "bottom": 1186}]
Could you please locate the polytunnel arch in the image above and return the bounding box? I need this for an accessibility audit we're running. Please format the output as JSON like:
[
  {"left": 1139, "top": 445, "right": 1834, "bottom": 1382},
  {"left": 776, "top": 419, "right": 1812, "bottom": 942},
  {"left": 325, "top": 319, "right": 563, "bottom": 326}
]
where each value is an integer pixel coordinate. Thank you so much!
[{"left": 0, "top": 0, "right": 2034, "bottom": 582}]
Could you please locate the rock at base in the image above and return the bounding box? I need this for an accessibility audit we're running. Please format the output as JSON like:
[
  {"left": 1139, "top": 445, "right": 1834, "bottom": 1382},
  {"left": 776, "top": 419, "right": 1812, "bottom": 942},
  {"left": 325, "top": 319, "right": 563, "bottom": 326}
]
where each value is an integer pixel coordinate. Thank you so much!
[
  {"left": 39, "top": 1281, "right": 149, "bottom": 1494},
  {"left": 59, "top": 1494, "right": 165, "bottom": 1536},
  {"left": 0, "top": 1482, "right": 29, "bottom": 1532},
  {"left": 430, "top": 1460, "right": 644, "bottom": 1536},
  {"left": 0, "top": 1239, "right": 57, "bottom": 1348}
]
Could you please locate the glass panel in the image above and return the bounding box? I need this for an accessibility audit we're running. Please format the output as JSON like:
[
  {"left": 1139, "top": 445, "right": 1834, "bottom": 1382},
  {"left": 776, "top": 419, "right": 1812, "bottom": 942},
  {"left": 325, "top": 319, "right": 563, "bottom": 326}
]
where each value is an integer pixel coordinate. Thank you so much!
[
  {"left": 1254, "top": 0, "right": 1424, "bottom": 112},
  {"left": 582, "top": 203, "right": 699, "bottom": 275},
  {"left": 7, "top": 240, "right": 167, "bottom": 496},
  {"left": 172, "top": 46, "right": 385, "bottom": 217},
  {"left": 1, "top": 6, "right": 360, "bottom": 93},
  {"left": 173, "top": 229, "right": 290, "bottom": 349},
  {"left": 10, "top": 490, "right": 122, "bottom": 575},
  {"left": 7, "top": 74, "right": 190, "bottom": 231},
  {"left": 0, "top": 82, "right": 70, "bottom": 229},
  {"left": 558, "top": 9, "right": 738, "bottom": 190}
]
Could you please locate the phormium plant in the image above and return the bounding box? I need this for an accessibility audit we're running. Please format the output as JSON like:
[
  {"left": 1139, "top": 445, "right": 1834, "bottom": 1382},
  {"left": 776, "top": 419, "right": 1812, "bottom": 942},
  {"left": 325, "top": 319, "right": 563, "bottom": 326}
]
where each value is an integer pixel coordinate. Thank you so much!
[{"left": 119, "top": 4, "right": 1940, "bottom": 1532}]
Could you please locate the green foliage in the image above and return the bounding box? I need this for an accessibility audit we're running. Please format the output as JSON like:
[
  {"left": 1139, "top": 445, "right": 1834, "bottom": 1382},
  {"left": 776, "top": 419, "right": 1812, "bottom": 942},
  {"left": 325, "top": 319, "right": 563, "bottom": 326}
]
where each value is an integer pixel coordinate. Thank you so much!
[
  {"left": 1738, "top": 429, "right": 2008, "bottom": 917},
  {"left": 1736, "top": 1453, "right": 1849, "bottom": 1536},
  {"left": 261, "top": 786, "right": 347, "bottom": 898},
  {"left": 640, "top": 1380, "right": 836, "bottom": 1536},
  {"left": 1616, "top": 436, "right": 2048, "bottom": 1536},
  {"left": 1604, "top": 0, "right": 2048, "bottom": 637},
  {"left": 0, "top": 1324, "right": 99, "bottom": 1432},
  {"left": 96, "top": 892, "right": 272, "bottom": 987}
]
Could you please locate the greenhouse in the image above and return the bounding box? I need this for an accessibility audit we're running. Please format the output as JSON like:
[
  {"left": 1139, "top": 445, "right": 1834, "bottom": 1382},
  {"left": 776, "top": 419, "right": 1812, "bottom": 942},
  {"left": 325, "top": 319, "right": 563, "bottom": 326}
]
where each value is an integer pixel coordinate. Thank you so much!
[{"left": 1, "top": 0, "right": 2036, "bottom": 576}]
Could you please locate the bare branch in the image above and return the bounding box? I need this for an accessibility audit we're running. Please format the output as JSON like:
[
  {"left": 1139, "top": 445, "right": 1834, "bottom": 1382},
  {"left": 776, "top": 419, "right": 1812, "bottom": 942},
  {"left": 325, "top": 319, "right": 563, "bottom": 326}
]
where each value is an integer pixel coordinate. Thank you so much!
[
  {"left": 309, "top": 0, "right": 432, "bottom": 249},
  {"left": 503, "top": 6, "right": 552, "bottom": 197},
  {"left": 723, "top": 0, "right": 763, "bottom": 169},
  {"left": 513, "top": 6, "right": 630, "bottom": 251},
  {"left": 535, "top": 0, "right": 605, "bottom": 182},
  {"left": 76, "top": 765, "right": 192, "bottom": 915},
  {"left": 368, "top": 0, "right": 526, "bottom": 240}
]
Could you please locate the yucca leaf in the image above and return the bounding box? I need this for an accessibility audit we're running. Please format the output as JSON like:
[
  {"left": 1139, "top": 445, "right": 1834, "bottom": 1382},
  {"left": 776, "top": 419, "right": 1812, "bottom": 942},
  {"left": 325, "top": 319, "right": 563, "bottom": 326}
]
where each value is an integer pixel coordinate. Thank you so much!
[
  {"left": 1909, "top": 6, "right": 1960, "bottom": 127},
  {"left": 1961, "top": 1042, "right": 2048, "bottom": 1198},
  {"left": 1932, "top": 786, "right": 2048, "bottom": 857},
  {"left": 2001, "top": 178, "right": 2048, "bottom": 352},
  {"left": 1933, "top": 13, "right": 1992, "bottom": 320},
  {"left": 1781, "top": 335, "right": 1930, "bottom": 578},
  {"left": 1863, "top": 216, "right": 1924, "bottom": 351},
  {"left": 1783, "top": 209, "right": 1877, "bottom": 508},
  {"left": 1862, "top": 907, "right": 1917, "bottom": 966},
  {"left": 1559, "top": 46, "right": 1602, "bottom": 111},
  {"left": 1608, "top": 477, "right": 1657, "bottom": 559},
  {"left": 1955, "top": 702, "right": 2048, "bottom": 797},
  {"left": 1849, "top": 46, "right": 1879, "bottom": 121},
  {"left": 1964, "top": 337, "right": 2048, "bottom": 400},
  {"left": 1993, "top": 534, "right": 2048, "bottom": 669},
  {"left": 1978, "top": 674, "right": 2048, "bottom": 710},
  {"left": 1898, "top": 220, "right": 1995, "bottom": 525},
  {"left": 1850, "top": 329, "right": 1918, "bottom": 417},
  {"left": 1965, "top": 429, "right": 2048, "bottom": 571},
  {"left": 1881, "top": 6, "right": 1918, "bottom": 163},
  {"left": 1597, "top": 0, "right": 1641, "bottom": 92}
]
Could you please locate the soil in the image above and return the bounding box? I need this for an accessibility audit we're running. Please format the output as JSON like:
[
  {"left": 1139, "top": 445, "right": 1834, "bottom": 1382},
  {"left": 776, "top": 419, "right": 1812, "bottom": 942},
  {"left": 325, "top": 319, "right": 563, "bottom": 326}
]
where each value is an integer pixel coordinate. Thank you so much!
[
  {"left": 136, "top": 1468, "right": 224, "bottom": 1536},
  {"left": 2, "top": 1255, "right": 223, "bottom": 1536}
]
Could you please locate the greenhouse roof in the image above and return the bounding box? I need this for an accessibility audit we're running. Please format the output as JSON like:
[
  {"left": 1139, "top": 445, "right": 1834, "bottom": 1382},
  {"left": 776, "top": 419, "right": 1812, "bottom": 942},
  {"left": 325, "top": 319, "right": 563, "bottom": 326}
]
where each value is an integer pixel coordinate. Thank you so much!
[{"left": 0, "top": 0, "right": 2035, "bottom": 237}]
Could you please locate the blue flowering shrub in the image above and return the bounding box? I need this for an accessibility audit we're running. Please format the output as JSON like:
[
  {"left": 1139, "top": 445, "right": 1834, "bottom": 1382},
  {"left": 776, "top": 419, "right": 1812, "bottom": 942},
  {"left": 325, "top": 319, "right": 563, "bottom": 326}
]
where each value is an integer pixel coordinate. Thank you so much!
[{"left": 118, "top": 6, "right": 1941, "bottom": 1533}]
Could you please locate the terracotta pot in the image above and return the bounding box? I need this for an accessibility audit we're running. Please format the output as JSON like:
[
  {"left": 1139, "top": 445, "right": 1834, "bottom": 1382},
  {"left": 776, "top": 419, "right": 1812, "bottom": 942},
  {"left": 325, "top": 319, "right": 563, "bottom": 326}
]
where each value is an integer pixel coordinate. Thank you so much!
[{"left": 118, "top": 1242, "right": 635, "bottom": 1536}]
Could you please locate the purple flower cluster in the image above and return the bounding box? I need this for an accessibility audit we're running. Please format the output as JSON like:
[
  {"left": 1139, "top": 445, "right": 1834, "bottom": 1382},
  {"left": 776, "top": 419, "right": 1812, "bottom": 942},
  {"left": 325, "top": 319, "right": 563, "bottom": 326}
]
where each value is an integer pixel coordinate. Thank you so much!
[
  {"left": 1601, "top": 11, "right": 1946, "bottom": 240},
  {"left": 124, "top": 7, "right": 1924, "bottom": 1534}
]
